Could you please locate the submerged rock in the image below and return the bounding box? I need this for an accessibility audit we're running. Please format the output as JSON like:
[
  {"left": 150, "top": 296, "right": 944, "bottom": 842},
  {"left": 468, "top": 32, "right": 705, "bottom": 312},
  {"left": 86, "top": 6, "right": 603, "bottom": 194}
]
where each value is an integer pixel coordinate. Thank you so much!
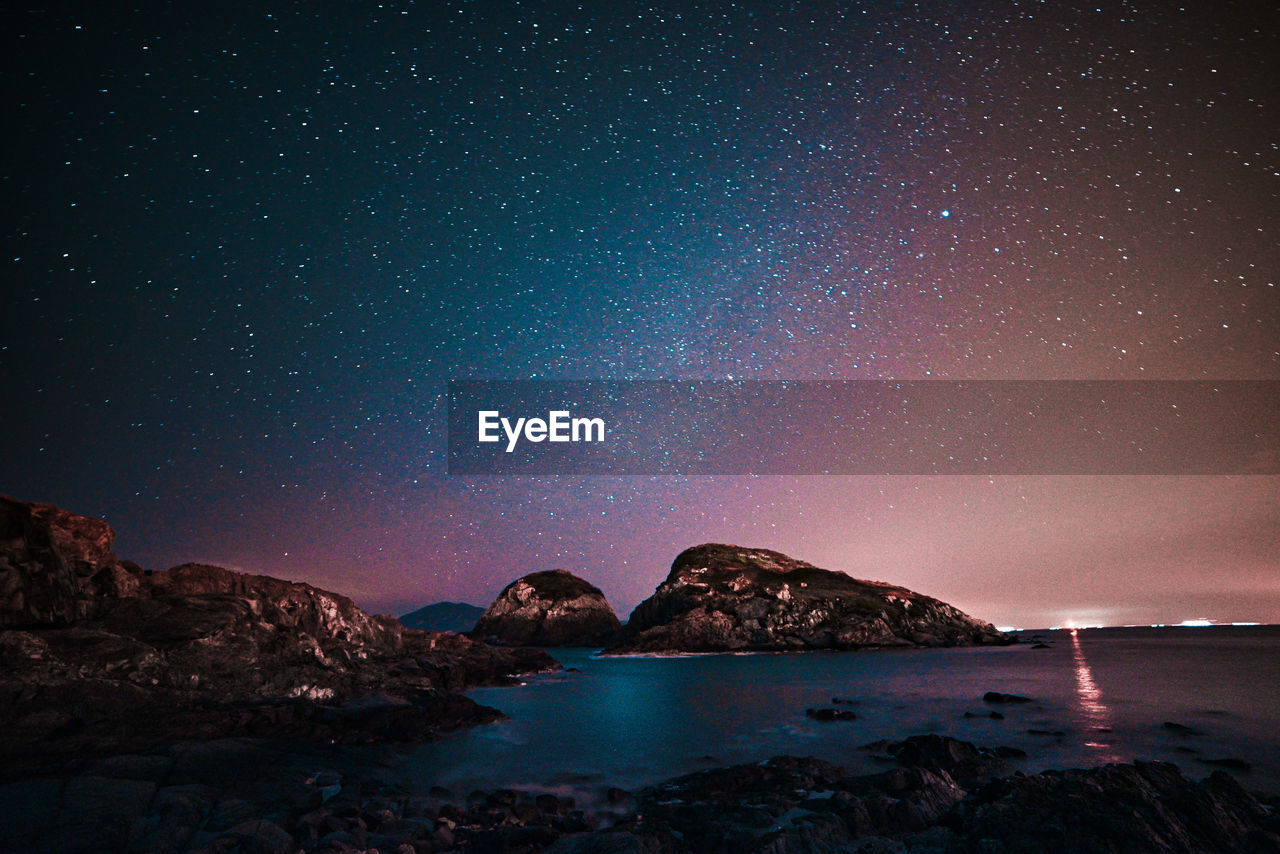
[
  {"left": 1163, "top": 720, "right": 1203, "bottom": 735},
  {"left": 983, "top": 691, "right": 1033, "bottom": 704},
  {"left": 806, "top": 707, "right": 857, "bottom": 722},
  {"left": 471, "top": 570, "right": 622, "bottom": 646},
  {"left": 605, "top": 543, "right": 1009, "bottom": 654}
]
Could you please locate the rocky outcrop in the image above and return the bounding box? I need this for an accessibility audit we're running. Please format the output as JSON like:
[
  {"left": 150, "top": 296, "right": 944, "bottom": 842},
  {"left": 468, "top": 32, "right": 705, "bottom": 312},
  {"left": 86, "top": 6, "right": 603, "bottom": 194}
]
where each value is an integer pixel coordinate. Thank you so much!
[
  {"left": 136, "top": 562, "right": 406, "bottom": 654},
  {"left": 607, "top": 543, "right": 1009, "bottom": 654},
  {"left": 945, "top": 761, "right": 1277, "bottom": 853},
  {"left": 880, "top": 734, "right": 1026, "bottom": 787},
  {"left": 5, "top": 734, "right": 1275, "bottom": 854},
  {"left": 0, "top": 496, "right": 558, "bottom": 764},
  {"left": 471, "top": 569, "right": 622, "bottom": 646},
  {"left": 400, "top": 601, "right": 486, "bottom": 633},
  {"left": 0, "top": 495, "right": 141, "bottom": 626},
  {"left": 550, "top": 749, "right": 1275, "bottom": 854}
]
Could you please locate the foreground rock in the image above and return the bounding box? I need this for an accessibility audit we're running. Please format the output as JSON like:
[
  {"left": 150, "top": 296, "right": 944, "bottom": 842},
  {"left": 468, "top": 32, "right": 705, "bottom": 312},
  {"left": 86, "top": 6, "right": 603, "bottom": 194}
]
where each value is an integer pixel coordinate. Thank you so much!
[
  {"left": 948, "top": 762, "right": 1277, "bottom": 852},
  {"left": 471, "top": 569, "right": 622, "bottom": 646},
  {"left": 606, "top": 543, "right": 1010, "bottom": 654},
  {"left": 399, "top": 600, "right": 486, "bottom": 633},
  {"left": 0, "top": 495, "right": 557, "bottom": 766},
  {"left": 879, "top": 734, "right": 1026, "bottom": 787},
  {"left": 0, "top": 496, "right": 140, "bottom": 626},
  {"left": 2, "top": 726, "right": 1275, "bottom": 853},
  {"left": 564, "top": 750, "right": 1277, "bottom": 854}
]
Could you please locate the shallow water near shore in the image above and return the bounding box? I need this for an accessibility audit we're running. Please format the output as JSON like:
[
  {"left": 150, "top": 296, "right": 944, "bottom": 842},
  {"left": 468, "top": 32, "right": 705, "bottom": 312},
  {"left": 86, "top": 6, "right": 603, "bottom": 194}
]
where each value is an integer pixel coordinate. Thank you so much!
[{"left": 408, "top": 625, "right": 1280, "bottom": 795}]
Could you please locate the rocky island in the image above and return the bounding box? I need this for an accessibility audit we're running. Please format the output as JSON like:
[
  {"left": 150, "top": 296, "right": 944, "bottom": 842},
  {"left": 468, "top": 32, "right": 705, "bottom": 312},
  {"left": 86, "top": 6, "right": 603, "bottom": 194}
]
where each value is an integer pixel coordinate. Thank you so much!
[
  {"left": 470, "top": 569, "right": 622, "bottom": 646},
  {"left": 607, "top": 543, "right": 1009, "bottom": 654}
]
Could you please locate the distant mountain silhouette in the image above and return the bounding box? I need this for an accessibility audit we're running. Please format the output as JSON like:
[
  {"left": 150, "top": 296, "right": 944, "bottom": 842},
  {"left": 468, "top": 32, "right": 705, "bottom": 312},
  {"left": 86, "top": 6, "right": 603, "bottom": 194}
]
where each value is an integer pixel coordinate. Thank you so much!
[{"left": 400, "top": 601, "right": 486, "bottom": 633}]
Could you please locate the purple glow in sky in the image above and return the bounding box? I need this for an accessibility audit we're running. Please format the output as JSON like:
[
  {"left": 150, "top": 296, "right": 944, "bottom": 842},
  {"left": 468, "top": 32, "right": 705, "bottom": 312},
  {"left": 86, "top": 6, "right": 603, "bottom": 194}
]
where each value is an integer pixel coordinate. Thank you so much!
[{"left": 3, "top": 1, "right": 1276, "bottom": 628}]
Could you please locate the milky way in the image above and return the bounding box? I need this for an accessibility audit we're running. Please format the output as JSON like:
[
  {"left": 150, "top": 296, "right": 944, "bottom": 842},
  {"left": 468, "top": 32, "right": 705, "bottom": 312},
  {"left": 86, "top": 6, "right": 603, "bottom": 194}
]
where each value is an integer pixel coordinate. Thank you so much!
[{"left": 3, "top": 1, "right": 1277, "bottom": 627}]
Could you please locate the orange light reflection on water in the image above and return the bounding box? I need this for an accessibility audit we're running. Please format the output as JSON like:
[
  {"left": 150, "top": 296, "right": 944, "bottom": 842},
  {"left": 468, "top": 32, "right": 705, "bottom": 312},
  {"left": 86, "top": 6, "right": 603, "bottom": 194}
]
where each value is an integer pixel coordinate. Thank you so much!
[{"left": 1070, "top": 629, "right": 1122, "bottom": 762}]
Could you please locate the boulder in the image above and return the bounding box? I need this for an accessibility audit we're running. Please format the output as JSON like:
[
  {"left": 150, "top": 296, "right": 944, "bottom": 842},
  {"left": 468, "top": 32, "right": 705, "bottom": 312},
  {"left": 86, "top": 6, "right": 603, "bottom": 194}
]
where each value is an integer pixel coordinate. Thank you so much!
[
  {"left": 884, "top": 734, "right": 1024, "bottom": 786},
  {"left": 983, "top": 691, "right": 1033, "bottom": 704},
  {"left": 471, "top": 570, "right": 622, "bottom": 646},
  {"left": 0, "top": 495, "right": 140, "bottom": 626}
]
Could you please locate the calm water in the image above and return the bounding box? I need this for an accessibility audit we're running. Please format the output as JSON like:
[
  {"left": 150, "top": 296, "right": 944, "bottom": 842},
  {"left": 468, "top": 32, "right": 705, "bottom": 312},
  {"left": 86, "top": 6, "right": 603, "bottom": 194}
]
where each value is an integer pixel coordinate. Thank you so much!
[{"left": 409, "top": 626, "right": 1280, "bottom": 795}]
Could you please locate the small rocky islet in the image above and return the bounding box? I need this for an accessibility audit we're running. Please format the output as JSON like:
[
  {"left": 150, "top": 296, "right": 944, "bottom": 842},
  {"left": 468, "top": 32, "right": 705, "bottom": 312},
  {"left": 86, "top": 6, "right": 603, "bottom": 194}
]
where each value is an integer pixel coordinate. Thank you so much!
[
  {"left": 466, "top": 543, "right": 1011, "bottom": 654},
  {"left": 468, "top": 570, "right": 622, "bottom": 647},
  {"left": 2, "top": 495, "right": 1277, "bottom": 852},
  {"left": 605, "top": 543, "right": 1011, "bottom": 654}
]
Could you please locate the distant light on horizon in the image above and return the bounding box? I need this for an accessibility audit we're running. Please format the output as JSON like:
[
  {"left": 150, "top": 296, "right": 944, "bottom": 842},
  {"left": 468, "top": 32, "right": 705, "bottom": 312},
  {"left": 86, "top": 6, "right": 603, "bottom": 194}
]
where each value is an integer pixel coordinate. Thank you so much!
[
  {"left": 996, "top": 626, "right": 1019, "bottom": 633},
  {"left": 1177, "top": 619, "right": 1214, "bottom": 627}
]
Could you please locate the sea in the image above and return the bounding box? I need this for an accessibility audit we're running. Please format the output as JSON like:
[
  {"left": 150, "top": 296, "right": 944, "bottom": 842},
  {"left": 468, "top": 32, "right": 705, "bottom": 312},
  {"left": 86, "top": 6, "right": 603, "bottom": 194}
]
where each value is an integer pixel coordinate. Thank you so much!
[{"left": 407, "top": 625, "right": 1280, "bottom": 797}]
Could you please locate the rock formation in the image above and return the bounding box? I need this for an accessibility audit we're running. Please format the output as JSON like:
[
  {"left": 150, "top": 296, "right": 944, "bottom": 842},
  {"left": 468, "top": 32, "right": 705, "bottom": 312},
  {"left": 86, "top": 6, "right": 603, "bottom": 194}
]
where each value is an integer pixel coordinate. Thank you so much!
[
  {"left": 607, "top": 543, "right": 1009, "bottom": 654},
  {"left": 5, "top": 732, "right": 1275, "bottom": 854},
  {"left": 0, "top": 495, "right": 141, "bottom": 626},
  {"left": 0, "top": 494, "right": 557, "bottom": 764},
  {"left": 536, "top": 742, "right": 1277, "bottom": 854},
  {"left": 400, "top": 601, "right": 486, "bottom": 633},
  {"left": 471, "top": 569, "right": 622, "bottom": 646}
]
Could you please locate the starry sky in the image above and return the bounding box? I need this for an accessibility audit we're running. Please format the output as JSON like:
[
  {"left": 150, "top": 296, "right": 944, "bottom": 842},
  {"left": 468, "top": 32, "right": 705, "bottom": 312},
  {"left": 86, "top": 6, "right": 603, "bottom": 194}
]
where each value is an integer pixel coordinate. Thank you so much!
[{"left": 3, "top": 0, "right": 1277, "bottom": 629}]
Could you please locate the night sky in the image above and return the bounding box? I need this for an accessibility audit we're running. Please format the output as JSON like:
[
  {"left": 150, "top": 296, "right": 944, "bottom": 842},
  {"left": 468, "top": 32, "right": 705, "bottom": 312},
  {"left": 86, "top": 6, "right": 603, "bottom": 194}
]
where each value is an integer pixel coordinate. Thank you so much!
[{"left": 3, "top": 1, "right": 1277, "bottom": 629}]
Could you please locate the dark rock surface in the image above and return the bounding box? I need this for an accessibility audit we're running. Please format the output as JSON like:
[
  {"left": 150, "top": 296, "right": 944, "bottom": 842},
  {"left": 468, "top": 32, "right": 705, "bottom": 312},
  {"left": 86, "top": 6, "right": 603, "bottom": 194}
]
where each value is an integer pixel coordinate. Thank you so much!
[
  {"left": 949, "top": 761, "right": 1277, "bottom": 853},
  {"left": 883, "top": 734, "right": 1025, "bottom": 787},
  {"left": 983, "top": 690, "right": 1033, "bottom": 703},
  {"left": 1164, "top": 720, "right": 1203, "bottom": 735},
  {"left": 0, "top": 495, "right": 558, "bottom": 768},
  {"left": 606, "top": 543, "right": 1010, "bottom": 654},
  {"left": 2, "top": 725, "right": 1276, "bottom": 853},
  {"left": 399, "top": 600, "right": 486, "bottom": 633},
  {"left": 0, "top": 495, "right": 140, "bottom": 626},
  {"left": 471, "top": 569, "right": 622, "bottom": 646},
  {"left": 538, "top": 744, "right": 1276, "bottom": 854}
]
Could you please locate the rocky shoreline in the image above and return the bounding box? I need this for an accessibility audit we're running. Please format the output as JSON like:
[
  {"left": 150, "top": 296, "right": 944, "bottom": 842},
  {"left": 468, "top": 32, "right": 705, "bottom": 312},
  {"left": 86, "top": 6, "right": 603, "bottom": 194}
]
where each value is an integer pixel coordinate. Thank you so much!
[
  {"left": 4, "top": 731, "right": 1276, "bottom": 853},
  {"left": 0, "top": 495, "right": 558, "bottom": 771}
]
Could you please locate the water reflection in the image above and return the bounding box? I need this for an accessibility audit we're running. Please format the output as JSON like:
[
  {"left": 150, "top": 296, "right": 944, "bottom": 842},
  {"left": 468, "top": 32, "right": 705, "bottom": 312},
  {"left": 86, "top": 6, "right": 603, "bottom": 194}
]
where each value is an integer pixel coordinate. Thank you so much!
[{"left": 1070, "top": 629, "right": 1120, "bottom": 761}]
